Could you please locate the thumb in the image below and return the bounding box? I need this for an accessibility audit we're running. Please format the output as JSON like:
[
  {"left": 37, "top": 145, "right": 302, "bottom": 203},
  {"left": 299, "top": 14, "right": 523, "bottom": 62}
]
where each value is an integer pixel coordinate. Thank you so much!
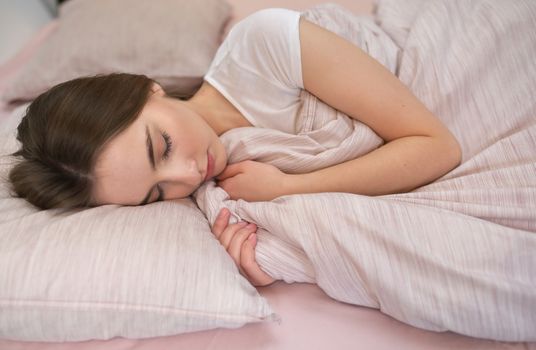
[{"left": 216, "top": 162, "right": 243, "bottom": 180}]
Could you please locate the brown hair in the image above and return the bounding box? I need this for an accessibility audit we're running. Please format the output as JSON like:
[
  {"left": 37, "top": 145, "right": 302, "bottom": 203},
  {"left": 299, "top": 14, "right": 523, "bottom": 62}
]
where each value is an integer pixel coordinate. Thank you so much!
[{"left": 8, "top": 73, "right": 188, "bottom": 210}]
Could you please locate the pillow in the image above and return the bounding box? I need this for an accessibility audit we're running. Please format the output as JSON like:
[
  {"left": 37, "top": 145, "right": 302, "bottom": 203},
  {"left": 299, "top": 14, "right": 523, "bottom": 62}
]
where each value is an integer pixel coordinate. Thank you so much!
[
  {"left": 1, "top": 0, "right": 232, "bottom": 103},
  {"left": 0, "top": 105, "right": 275, "bottom": 342}
]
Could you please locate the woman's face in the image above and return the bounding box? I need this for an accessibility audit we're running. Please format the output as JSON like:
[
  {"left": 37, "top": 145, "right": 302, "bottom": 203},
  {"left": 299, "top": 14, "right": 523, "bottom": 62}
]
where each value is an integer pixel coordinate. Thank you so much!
[{"left": 92, "top": 84, "right": 227, "bottom": 206}]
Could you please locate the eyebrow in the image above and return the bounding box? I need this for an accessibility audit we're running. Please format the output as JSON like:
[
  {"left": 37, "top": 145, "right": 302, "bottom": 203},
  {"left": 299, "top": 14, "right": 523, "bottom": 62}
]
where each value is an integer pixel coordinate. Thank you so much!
[{"left": 139, "top": 126, "right": 156, "bottom": 205}]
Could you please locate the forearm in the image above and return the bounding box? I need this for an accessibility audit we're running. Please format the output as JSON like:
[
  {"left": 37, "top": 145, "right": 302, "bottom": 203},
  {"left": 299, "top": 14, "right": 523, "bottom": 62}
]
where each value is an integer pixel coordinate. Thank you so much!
[{"left": 283, "top": 136, "right": 461, "bottom": 197}]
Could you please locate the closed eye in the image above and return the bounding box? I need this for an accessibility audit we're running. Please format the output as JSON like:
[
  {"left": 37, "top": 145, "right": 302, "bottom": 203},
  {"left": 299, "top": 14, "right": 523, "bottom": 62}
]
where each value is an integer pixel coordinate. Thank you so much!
[{"left": 162, "top": 131, "right": 172, "bottom": 160}]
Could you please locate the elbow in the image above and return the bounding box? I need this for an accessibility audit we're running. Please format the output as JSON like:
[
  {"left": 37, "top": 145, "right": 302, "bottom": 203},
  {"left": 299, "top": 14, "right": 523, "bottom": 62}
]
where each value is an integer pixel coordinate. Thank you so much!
[
  {"left": 451, "top": 136, "right": 463, "bottom": 167},
  {"left": 443, "top": 134, "right": 463, "bottom": 171},
  {"left": 418, "top": 134, "right": 462, "bottom": 190}
]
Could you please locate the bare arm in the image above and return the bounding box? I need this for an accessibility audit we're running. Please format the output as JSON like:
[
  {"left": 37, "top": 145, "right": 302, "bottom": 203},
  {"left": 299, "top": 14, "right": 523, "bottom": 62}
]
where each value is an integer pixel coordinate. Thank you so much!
[
  {"left": 216, "top": 18, "right": 462, "bottom": 201},
  {"left": 288, "top": 18, "right": 462, "bottom": 196}
]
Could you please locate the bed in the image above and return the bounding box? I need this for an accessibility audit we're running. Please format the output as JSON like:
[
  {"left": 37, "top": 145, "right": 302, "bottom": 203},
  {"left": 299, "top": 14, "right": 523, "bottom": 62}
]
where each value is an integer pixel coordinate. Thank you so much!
[{"left": 0, "top": 0, "right": 535, "bottom": 349}]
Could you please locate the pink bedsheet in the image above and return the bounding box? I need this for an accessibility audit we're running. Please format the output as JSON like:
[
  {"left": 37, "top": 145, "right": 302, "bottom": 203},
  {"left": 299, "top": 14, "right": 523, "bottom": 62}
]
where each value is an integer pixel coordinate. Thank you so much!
[{"left": 1, "top": 282, "right": 530, "bottom": 350}]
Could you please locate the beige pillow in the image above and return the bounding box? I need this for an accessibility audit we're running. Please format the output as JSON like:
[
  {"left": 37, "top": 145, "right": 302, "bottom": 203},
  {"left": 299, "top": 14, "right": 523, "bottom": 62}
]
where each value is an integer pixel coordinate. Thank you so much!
[
  {"left": 0, "top": 105, "right": 275, "bottom": 341},
  {"left": 2, "top": 0, "right": 232, "bottom": 103}
]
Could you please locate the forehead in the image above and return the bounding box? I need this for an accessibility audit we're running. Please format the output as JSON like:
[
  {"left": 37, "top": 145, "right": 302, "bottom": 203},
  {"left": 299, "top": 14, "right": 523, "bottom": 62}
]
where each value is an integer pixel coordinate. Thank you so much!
[{"left": 92, "top": 112, "right": 151, "bottom": 205}]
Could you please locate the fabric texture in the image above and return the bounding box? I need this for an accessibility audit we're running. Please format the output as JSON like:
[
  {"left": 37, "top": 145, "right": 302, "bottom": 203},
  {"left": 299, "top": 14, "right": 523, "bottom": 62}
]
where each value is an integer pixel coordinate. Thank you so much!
[
  {"left": 0, "top": 103, "right": 275, "bottom": 342},
  {"left": 1, "top": 0, "right": 232, "bottom": 103},
  {"left": 4, "top": 281, "right": 531, "bottom": 350},
  {"left": 204, "top": 8, "right": 303, "bottom": 134},
  {"left": 1, "top": 0, "right": 535, "bottom": 344},
  {"left": 192, "top": 1, "right": 536, "bottom": 342}
]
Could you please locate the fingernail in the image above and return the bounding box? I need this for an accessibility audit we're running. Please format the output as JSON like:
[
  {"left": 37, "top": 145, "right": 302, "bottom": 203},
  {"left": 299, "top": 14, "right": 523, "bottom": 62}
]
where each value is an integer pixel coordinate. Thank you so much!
[
  {"left": 247, "top": 223, "right": 256, "bottom": 229},
  {"left": 248, "top": 233, "right": 257, "bottom": 245},
  {"left": 238, "top": 221, "right": 248, "bottom": 226}
]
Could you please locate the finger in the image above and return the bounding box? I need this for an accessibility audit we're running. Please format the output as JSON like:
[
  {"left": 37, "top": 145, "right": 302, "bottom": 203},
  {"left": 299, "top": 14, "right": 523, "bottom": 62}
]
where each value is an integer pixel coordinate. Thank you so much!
[
  {"left": 216, "top": 162, "right": 243, "bottom": 180},
  {"left": 211, "top": 208, "right": 230, "bottom": 238},
  {"left": 240, "top": 234, "right": 274, "bottom": 287},
  {"left": 216, "top": 180, "right": 238, "bottom": 201},
  {"left": 219, "top": 221, "right": 249, "bottom": 249},
  {"left": 240, "top": 234, "right": 258, "bottom": 281},
  {"left": 227, "top": 224, "right": 257, "bottom": 269}
]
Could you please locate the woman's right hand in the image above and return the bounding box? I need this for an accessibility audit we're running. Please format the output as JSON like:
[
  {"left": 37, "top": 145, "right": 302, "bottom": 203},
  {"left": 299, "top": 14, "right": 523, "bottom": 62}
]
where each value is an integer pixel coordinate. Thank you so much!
[{"left": 211, "top": 208, "right": 275, "bottom": 287}]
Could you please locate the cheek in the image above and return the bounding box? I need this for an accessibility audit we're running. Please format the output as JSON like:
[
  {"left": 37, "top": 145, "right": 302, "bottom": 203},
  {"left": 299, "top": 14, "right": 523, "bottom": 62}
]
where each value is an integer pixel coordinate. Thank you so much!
[
  {"left": 93, "top": 165, "right": 146, "bottom": 205},
  {"left": 173, "top": 119, "right": 212, "bottom": 153}
]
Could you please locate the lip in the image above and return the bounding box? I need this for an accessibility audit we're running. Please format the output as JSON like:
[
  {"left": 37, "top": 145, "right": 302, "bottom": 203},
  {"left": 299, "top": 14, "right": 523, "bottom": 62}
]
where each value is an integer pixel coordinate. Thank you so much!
[{"left": 204, "top": 151, "right": 214, "bottom": 182}]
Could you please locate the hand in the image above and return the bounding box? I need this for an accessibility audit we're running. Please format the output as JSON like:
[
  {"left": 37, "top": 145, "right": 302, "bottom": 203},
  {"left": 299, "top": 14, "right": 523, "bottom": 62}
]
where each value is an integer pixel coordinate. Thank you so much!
[
  {"left": 216, "top": 160, "right": 289, "bottom": 202},
  {"left": 211, "top": 208, "right": 275, "bottom": 287}
]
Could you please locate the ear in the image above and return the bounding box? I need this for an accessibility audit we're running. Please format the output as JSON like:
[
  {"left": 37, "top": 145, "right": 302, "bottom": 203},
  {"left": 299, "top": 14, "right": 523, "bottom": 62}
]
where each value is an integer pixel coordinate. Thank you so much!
[{"left": 150, "top": 82, "right": 166, "bottom": 96}]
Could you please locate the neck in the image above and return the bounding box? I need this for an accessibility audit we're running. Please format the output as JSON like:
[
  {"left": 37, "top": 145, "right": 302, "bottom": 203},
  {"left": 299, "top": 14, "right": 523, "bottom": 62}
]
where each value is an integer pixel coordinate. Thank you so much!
[{"left": 182, "top": 82, "right": 240, "bottom": 136}]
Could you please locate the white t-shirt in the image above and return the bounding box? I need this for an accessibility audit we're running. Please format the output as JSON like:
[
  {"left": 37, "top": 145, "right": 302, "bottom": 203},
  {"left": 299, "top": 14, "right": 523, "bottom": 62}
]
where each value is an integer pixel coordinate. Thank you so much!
[{"left": 204, "top": 8, "right": 304, "bottom": 135}]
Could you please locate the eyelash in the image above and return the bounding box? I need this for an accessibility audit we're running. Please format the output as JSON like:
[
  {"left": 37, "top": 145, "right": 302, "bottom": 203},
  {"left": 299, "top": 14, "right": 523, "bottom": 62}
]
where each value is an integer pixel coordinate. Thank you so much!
[{"left": 162, "top": 131, "right": 172, "bottom": 160}]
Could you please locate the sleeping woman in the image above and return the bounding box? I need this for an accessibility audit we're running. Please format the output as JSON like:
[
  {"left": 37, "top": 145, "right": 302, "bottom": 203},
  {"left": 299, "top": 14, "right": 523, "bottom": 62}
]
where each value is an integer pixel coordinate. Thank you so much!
[{"left": 8, "top": 9, "right": 462, "bottom": 286}]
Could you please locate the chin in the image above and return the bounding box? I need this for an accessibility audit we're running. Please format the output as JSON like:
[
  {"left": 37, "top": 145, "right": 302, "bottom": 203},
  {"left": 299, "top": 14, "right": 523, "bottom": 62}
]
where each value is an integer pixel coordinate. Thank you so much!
[{"left": 216, "top": 147, "right": 228, "bottom": 173}]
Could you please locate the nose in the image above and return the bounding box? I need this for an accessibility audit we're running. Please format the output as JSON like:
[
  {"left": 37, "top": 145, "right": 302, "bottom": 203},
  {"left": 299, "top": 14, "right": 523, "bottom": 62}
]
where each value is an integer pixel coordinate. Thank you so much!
[{"left": 158, "top": 158, "right": 202, "bottom": 197}]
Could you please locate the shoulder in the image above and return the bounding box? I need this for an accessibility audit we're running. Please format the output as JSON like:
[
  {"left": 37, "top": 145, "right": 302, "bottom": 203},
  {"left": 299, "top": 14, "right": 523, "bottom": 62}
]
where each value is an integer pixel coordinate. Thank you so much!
[
  {"left": 235, "top": 8, "right": 300, "bottom": 27},
  {"left": 227, "top": 8, "right": 302, "bottom": 43},
  {"left": 206, "top": 7, "right": 304, "bottom": 91}
]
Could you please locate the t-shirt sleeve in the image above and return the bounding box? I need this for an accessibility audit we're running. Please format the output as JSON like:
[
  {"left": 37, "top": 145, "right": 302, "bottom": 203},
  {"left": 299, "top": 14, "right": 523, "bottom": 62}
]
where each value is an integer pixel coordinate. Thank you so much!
[{"left": 208, "top": 8, "right": 304, "bottom": 90}]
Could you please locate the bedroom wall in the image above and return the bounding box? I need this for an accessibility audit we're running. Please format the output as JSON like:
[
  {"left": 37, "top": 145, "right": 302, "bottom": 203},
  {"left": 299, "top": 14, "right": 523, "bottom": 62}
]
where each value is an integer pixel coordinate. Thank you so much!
[{"left": 0, "top": 0, "right": 55, "bottom": 65}]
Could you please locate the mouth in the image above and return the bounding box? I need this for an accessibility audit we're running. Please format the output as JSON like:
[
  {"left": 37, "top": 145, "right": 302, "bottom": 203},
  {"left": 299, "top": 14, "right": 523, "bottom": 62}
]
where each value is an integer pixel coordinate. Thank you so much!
[{"left": 204, "top": 151, "right": 214, "bottom": 182}]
